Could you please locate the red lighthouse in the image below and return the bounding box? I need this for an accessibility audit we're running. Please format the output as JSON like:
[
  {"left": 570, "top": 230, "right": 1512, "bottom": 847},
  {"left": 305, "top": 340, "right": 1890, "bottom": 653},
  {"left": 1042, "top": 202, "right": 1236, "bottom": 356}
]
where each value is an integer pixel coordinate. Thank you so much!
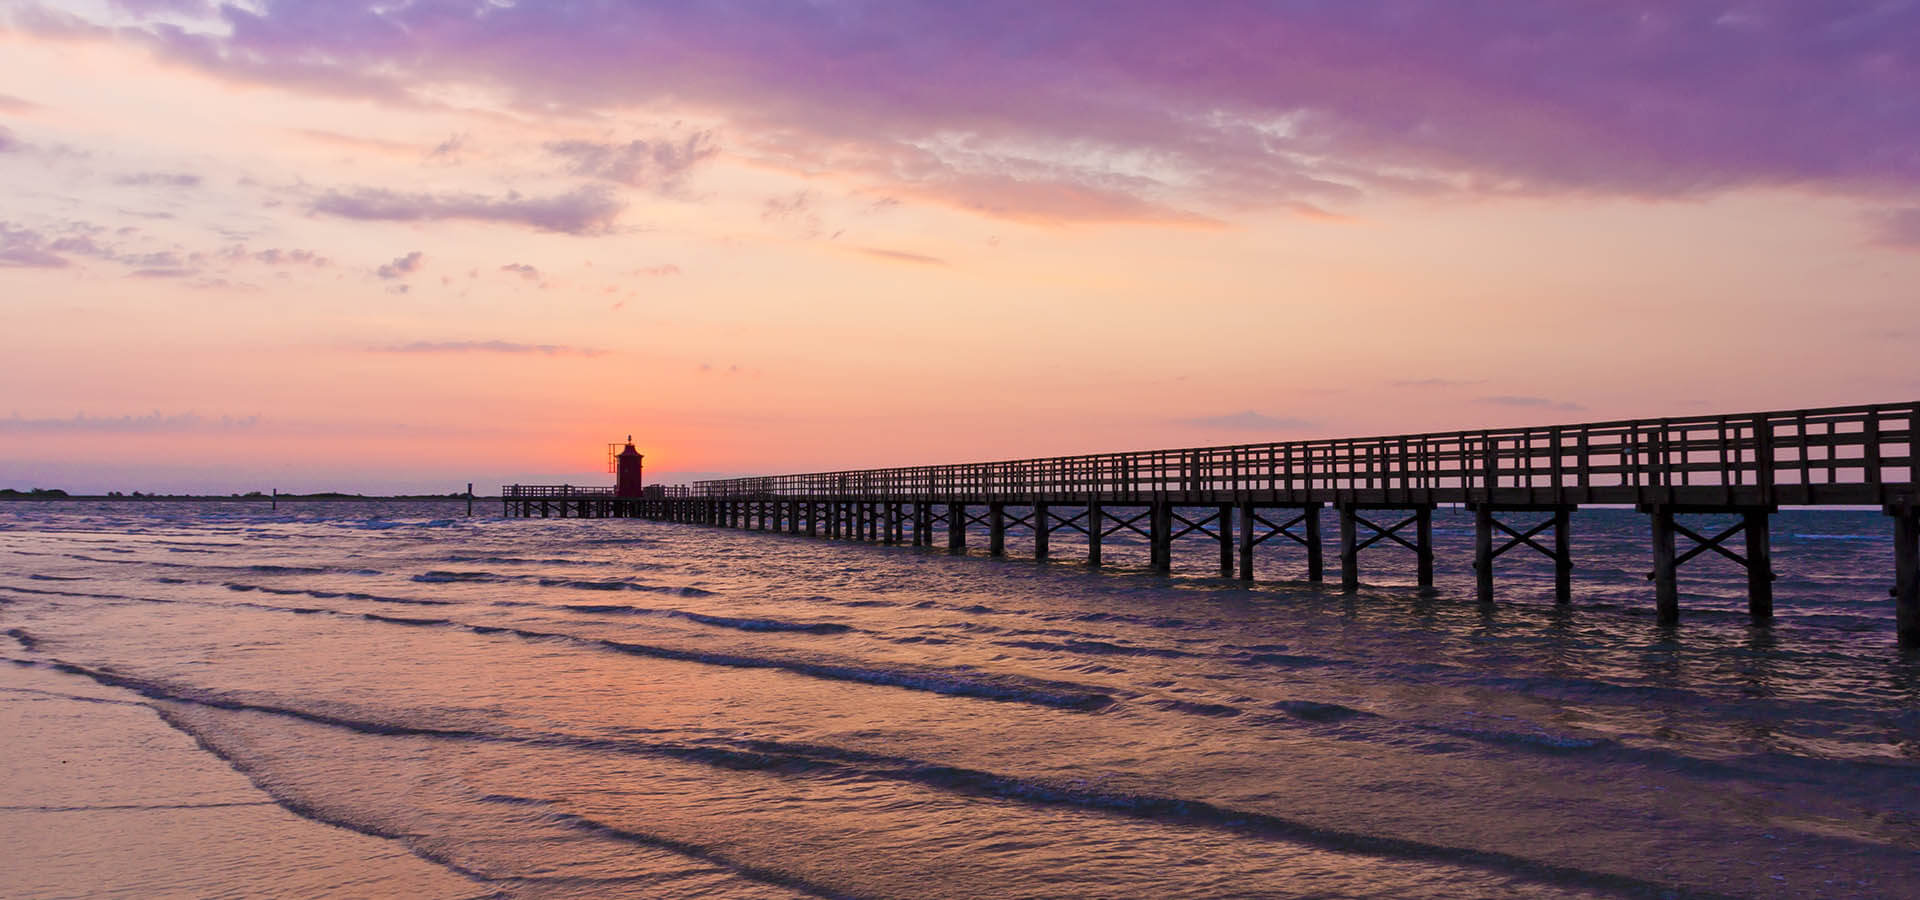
[{"left": 613, "top": 437, "right": 645, "bottom": 498}]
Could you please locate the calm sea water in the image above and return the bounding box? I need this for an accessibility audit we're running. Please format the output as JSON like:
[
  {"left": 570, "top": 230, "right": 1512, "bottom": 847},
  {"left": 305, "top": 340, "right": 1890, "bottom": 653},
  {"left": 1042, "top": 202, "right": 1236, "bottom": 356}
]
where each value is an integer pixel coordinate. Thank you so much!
[{"left": 2, "top": 500, "right": 1917, "bottom": 899}]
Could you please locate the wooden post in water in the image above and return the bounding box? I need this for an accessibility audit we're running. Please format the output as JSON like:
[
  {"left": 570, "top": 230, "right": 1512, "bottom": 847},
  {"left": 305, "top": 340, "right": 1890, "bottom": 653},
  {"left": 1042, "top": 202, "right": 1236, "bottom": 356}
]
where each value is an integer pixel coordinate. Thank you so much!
[
  {"left": 1554, "top": 508, "right": 1573, "bottom": 602},
  {"left": 989, "top": 503, "right": 1006, "bottom": 556},
  {"left": 1339, "top": 505, "right": 1358, "bottom": 590},
  {"left": 1894, "top": 508, "right": 1919, "bottom": 648},
  {"left": 466, "top": 483, "right": 473, "bottom": 517},
  {"left": 1305, "top": 505, "right": 1324, "bottom": 582},
  {"left": 1218, "top": 503, "right": 1234, "bottom": 577},
  {"left": 1033, "top": 502, "right": 1050, "bottom": 560},
  {"left": 1415, "top": 505, "right": 1435, "bottom": 587},
  {"left": 1474, "top": 505, "right": 1494, "bottom": 603},
  {"left": 1237, "top": 500, "right": 1255, "bottom": 581},
  {"left": 1087, "top": 499, "right": 1103, "bottom": 568},
  {"left": 1745, "top": 510, "right": 1773, "bottom": 621},
  {"left": 271, "top": 488, "right": 277, "bottom": 511},
  {"left": 1651, "top": 508, "right": 1679, "bottom": 624},
  {"left": 948, "top": 502, "right": 966, "bottom": 551},
  {"left": 1151, "top": 499, "right": 1172, "bottom": 573}
]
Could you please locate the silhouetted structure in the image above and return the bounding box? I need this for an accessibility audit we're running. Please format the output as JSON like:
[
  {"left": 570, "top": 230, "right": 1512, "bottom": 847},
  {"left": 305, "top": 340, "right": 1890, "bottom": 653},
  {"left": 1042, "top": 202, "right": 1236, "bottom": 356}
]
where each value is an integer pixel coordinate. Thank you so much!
[{"left": 504, "top": 402, "right": 1920, "bottom": 646}]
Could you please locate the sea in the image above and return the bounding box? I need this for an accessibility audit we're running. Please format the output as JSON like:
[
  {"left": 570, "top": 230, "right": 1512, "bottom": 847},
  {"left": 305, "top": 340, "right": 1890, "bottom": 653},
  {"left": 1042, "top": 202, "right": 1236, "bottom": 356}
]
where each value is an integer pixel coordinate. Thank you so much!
[{"left": 2, "top": 500, "right": 1916, "bottom": 899}]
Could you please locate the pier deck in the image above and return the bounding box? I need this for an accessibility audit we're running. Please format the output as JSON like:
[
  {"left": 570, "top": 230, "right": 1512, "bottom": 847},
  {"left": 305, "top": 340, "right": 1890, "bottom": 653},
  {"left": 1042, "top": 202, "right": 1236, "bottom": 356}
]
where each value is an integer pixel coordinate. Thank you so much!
[{"left": 506, "top": 402, "right": 1920, "bottom": 644}]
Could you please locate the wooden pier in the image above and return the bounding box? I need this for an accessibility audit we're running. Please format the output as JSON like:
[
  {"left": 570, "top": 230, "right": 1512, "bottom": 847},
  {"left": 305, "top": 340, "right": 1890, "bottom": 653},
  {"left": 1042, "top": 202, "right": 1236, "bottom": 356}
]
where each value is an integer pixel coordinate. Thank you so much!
[{"left": 506, "top": 402, "right": 1920, "bottom": 645}]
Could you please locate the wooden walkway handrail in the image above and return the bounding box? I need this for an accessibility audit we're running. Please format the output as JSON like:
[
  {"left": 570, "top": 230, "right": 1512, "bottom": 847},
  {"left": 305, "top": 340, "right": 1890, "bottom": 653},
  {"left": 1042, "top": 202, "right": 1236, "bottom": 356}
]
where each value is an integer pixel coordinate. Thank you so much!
[{"left": 688, "top": 402, "right": 1918, "bottom": 508}]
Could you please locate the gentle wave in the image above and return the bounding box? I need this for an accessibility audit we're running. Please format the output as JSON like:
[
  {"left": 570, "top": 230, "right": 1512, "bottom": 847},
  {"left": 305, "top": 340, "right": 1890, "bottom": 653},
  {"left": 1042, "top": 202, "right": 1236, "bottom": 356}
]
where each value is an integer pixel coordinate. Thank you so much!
[{"left": 38, "top": 658, "right": 1688, "bottom": 898}]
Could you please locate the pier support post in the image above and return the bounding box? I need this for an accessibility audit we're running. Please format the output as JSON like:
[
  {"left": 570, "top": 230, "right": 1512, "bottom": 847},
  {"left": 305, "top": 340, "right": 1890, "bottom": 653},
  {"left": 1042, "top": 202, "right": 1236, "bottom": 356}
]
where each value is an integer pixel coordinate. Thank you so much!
[
  {"left": 1151, "top": 499, "right": 1172, "bottom": 573},
  {"left": 1305, "top": 505, "right": 1324, "bottom": 582},
  {"left": 1555, "top": 507, "right": 1573, "bottom": 603},
  {"left": 1745, "top": 509, "right": 1774, "bottom": 621},
  {"left": 885, "top": 503, "right": 899, "bottom": 544},
  {"left": 1219, "top": 503, "right": 1235, "bottom": 577},
  {"left": 1238, "top": 500, "right": 1255, "bottom": 581},
  {"left": 989, "top": 503, "right": 1006, "bottom": 556},
  {"left": 948, "top": 503, "right": 966, "bottom": 552},
  {"left": 1034, "top": 502, "right": 1050, "bottom": 560},
  {"left": 1474, "top": 505, "right": 1495, "bottom": 603},
  {"left": 913, "top": 503, "right": 929, "bottom": 546},
  {"left": 1650, "top": 508, "right": 1679, "bottom": 625},
  {"left": 1339, "top": 505, "right": 1358, "bottom": 591},
  {"left": 1087, "top": 499, "right": 1103, "bottom": 568},
  {"left": 1416, "top": 505, "right": 1434, "bottom": 587},
  {"left": 1894, "top": 507, "right": 1919, "bottom": 648}
]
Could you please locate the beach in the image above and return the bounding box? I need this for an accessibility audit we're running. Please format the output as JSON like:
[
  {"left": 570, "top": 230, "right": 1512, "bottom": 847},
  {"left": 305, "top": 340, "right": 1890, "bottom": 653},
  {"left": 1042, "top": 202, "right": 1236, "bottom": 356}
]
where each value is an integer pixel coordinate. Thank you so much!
[{"left": 3, "top": 500, "right": 1917, "bottom": 898}]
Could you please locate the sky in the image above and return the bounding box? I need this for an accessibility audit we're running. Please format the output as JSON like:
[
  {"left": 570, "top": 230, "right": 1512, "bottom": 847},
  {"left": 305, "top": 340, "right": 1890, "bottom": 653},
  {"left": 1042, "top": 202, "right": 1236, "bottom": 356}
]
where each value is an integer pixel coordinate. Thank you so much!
[{"left": 2, "top": 1, "right": 1917, "bottom": 494}]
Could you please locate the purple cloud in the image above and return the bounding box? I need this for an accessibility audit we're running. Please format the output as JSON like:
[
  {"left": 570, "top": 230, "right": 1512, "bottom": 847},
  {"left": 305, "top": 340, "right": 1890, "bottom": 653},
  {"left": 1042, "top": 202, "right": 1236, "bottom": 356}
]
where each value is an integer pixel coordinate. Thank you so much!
[
  {"left": 376, "top": 250, "right": 424, "bottom": 279},
  {"left": 241, "top": 247, "right": 330, "bottom": 267},
  {"left": 1479, "top": 395, "right": 1585, "bottom": 412},
  {"left": 116, "top": 171, "right": 202, "bottom": 188},
  {"left": 0, "top": 94, "right": 39, "bottom": 115},
  {"left": 1179, "top": 411, "right": 1316, "bottom": 431},
  {"left": 0, "top": 223, "right": 69, "bottom": 268},
  {"left": 0, "top": 411, "right": 259, "bottom": 432},
  {"left": 0, "top": 126, "right": 18, "bottom": 154},
  {"left": 1873, "top": 208, "right": 1920, "bottom": 250},
  {"left": 499, "top": 262, "right": 540, "bottom": 280},
  {"left": 54, "top": 2, "right": 1920, "bottom": 225},
  {"left": 546, "top": 133, "right": 716, "bottom": 190},
  {"left": 373, "top": 340, "right": 604, "bottom": 357},
  {"left": 311, "top": 186, "right": 623, "bottom": 234}
]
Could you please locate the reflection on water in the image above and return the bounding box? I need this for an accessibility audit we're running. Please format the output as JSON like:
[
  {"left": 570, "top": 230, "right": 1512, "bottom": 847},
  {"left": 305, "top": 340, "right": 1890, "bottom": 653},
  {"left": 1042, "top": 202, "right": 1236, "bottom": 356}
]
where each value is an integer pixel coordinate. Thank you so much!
[{"left": 1, "top": 501, "right": 1917, "bottom": 899}]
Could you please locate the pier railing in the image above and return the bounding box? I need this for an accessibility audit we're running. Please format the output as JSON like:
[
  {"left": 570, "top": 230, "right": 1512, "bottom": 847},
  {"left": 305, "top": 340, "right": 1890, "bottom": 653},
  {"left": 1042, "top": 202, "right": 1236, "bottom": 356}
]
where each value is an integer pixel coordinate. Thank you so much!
[
  {"left": 503, "top": 485, "right": 615, "bottom": 498},
  {"left": 691, "top": 402, "right": 1919, "bottom": 508}
]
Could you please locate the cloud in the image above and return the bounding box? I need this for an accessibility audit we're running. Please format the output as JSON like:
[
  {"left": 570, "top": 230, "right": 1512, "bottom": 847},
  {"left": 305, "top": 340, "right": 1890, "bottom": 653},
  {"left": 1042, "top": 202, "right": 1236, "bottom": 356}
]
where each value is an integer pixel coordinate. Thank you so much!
[
  {"left": 0, "top": 94, "right": 39, "bottom": 115},
  {"left": 115, "top": 171, "right": 202, "bottom": 188},
  {"left": 1872, "top": 208, "right": 1920, "bottom": 250},
  {"left": 0, "top": 411, "right": 259, "bottom": 433},
  {"left": 857, "top": 247, "right": 947, "bottom": 266},
  {"left": 54, "top": 2, "right": 1920, "bottom": 226},
  {"left": 239, "top": 247, "right": 330, "bottom": 267},
  {"left": 427, "top": 133, "right": 468, "bottom": 160},
  {"left": 311, "top": 186, "right": 623, "bottom": 234},
  {"left": 129, "top": 267, "right": 196, "bottom": 278},
  {"left": 289, "top": 128, "right": 419, "bottom": 156},
  {"left": 0, "top": 126, "right": 19, "bottom": 153},
  {"left": 633, "top": 264, "right": 680, "bottom": 277},
  {"left": 1392, "top": 378, "right": 1483, "bottom": 388},
  {"left": 1478, "top": 395, "right": 1585, "bottom": 412},
  {"left": 546, "top": 133, "right": 716, "bottom": 191},
  {"left": 0, "top": 223, "right": 70, "bottom": 268},
  {"left": 376, "top": 250, "right": 424, "bottom": 279},
  {"left": 499, "top": 262, "right": 540, "bottom": 280},
  {"left": 1178, "top": 411, "right": 1316, "bottom": 431},
  {"left": 372, "top": 340, "right": 605, "bottom": 357}
]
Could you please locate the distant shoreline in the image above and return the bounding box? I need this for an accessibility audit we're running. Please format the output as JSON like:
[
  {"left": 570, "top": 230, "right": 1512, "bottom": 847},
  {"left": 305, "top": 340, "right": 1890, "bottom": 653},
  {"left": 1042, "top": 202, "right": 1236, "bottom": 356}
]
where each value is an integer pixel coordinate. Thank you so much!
[{"left": 0, "top": 494, "right": 491, "bottom": 502}]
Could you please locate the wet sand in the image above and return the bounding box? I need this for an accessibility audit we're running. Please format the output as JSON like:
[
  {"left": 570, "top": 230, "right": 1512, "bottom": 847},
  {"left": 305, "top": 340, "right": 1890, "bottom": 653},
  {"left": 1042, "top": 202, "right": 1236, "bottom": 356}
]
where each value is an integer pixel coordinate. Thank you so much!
[{"left": 0, "top": 661, "right": 483, "bottom": 899}]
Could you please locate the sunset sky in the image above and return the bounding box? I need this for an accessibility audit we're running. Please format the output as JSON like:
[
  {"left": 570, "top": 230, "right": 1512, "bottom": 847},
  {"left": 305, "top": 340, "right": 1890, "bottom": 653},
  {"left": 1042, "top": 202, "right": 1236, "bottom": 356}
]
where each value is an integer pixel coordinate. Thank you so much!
[{"left": 3, "top": 1, "right": 1917, "bottom": 493}]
